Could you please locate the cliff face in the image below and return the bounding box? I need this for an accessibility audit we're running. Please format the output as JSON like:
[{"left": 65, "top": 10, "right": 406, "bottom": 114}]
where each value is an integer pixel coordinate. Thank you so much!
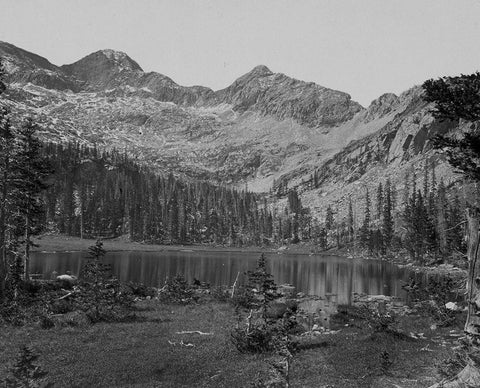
[{"left": 0, "top": 41, "right": 462, "bottom": 214}]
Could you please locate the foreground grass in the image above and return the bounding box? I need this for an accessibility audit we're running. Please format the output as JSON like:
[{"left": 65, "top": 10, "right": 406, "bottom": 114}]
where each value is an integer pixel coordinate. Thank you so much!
[{"left": 0, "top": 299, "right": 461, "bottom": 387}]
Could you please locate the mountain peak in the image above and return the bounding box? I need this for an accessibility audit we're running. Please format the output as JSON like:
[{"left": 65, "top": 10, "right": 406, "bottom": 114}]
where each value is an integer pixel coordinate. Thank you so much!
[
  {"left": 249, "top": 65, "right": 273, "bottom": 77},
  {"left": 85, "top": 49, "right": 143, "bottom": 72},
  {"left": 60, "top": 49, "right": 143, "bottom": 89}
]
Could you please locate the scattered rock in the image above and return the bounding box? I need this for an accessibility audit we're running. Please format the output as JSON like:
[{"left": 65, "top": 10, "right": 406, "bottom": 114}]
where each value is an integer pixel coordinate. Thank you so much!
[
  {"left": 445, "top": 302, "right": 459, "bottom": 311},
  {"left": 297, "top": 297, "right": 337, "bottom": 331}
]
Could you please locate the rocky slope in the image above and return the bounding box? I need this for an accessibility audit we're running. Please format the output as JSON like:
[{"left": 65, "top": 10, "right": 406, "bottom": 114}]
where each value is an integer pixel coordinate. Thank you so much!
[
  {"left": 215, "top": 65, "right": 363, "bottom": 127},
  {"left": 0, "top": 41, "right": 462, "bottom": 217}
]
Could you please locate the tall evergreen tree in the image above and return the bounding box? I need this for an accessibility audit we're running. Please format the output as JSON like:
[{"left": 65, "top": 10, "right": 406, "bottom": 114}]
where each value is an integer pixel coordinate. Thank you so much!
[
  {"left": 0, "top": 60, "right": 13, "bottom": 302},
  {"left": 435, "top": 178, "right": 448, "bottom": 255},
  {"left": 376, "top": 182, "right": 383, "bottom": 220},
  {"left": 359, "top": 188, "right": 371, "bottom": 249},
  {"left": 13, "top": 118, "right": 52, "bottom": 280},
  {"left": 347, "top": 196, "right": 354, "bottom": 243},
  {"left": 325, "top": 205, "right": 334, "bottom": 231},
  {"left": 422, "top": 69, "right": 480, "bottom": 387},
  {"left": 382, "top": 179, "right": 394, "bottom": 252}
]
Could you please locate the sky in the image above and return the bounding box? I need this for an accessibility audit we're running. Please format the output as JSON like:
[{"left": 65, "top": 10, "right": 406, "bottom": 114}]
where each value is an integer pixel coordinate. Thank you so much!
[{"left": 1, "top": 0, "right": 480, "bottom": 107}]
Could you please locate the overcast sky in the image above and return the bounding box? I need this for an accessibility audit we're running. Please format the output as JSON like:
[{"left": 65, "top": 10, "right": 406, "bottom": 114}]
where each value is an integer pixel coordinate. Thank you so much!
[{"left": 1, "top": 0, "right": 480, "bottom": 106}]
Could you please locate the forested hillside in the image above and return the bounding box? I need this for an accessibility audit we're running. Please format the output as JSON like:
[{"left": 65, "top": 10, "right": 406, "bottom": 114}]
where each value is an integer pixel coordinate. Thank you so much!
[{"left": 41, "top": 142, "right": 268, "bottom": 246}]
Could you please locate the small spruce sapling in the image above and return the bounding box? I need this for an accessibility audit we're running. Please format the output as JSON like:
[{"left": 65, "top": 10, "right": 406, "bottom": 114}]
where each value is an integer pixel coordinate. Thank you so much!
[
  {"left": 3, "top": 345, "right": 52, "bottom": 388},
  {"left": 245, "top": 253, "right": 277, "bottom": 320},
  {"left": 79, "top": 240, "right": 131, "bottom": 321}
]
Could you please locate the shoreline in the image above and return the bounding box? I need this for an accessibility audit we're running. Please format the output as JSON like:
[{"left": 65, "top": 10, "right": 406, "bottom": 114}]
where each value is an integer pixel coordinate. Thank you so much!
[
  {"left": 32, "top": 234, "right": 468, "bottom": 277},
  {"left": 32, "top": 234, "right": 345, "bottom": 256}
]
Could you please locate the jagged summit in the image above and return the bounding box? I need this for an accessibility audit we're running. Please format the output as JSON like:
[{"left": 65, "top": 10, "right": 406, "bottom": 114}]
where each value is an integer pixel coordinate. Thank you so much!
[
  {"left": 61, "top": 49, "right": 143, "bottom": 88},
  {"left": 64, "top": 49, "right": 143, "bottom": 72},
  {"left": 216, "top": 64, "right": 363, "bottom": 127},
  {"left": 98, "top": 49, "right": 143, "bottom": 71},
  {"left": 363, "top": 93, "right": 400, "bottom": 122},
  {"left": 247, "top": 64, "right": 273, "bottom": 77}
]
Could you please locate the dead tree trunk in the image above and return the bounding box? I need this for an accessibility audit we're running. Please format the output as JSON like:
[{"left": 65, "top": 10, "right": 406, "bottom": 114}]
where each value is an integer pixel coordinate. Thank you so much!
[{"left": 430, "top": 209, "right": 480, "bottom": 387}]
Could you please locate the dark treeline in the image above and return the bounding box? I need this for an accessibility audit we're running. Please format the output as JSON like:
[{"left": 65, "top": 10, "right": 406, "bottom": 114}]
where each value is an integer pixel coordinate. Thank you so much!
[
  {"left": 278, "top": 160, "right": 467, "bottom": 263},
  {"left": 355, "top": 164, "right": 466, "bottom": 263},
  {"left": 41, "top": 142, "right": 274, "bottom": 246}
]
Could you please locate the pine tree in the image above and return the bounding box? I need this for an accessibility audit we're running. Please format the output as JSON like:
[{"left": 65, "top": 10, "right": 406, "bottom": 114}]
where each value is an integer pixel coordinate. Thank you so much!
[
  {"left": 382, "top": 179, "right": 394, "bottom": 252},
  {"left": 13, "top": 118, "right": 52, "bottom": 280},
  {"left": 436, "top": 178, "right": 448, "bottom": 255},
  {"left": 325, "top": 205, "right": 334, "bottom": 231},
  {"left": 422, "top": 68, "right": 480, "bottom": 388},
  {"left": 3, "top": 345, "right": 51, "bottom": 388},
  {"left": 360, "top": 189, "right": 371, "bottom": 249},
  {"left": 347, "top": 196, "right": 354, "bottom": 243},
  {"left": 0, "top": 60, "right": 15, "bottom": 302},
  {"left": 376, "top": 182, "right": 383, "bottom": 220},
  {"left": 447, "top": 193, "right": 464, "bottom": 253}
]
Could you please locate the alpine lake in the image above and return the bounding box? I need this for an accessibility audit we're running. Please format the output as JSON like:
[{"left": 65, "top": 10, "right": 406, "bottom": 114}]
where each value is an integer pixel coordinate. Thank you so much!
[{"left": 30, "top": 249, "right": 423, "bottom": 304}]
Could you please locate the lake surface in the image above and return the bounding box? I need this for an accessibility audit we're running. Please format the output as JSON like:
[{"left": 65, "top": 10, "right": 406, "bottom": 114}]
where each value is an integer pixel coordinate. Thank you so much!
[{"left": 30, "top": 250, "right": 419, "bottom": 304}]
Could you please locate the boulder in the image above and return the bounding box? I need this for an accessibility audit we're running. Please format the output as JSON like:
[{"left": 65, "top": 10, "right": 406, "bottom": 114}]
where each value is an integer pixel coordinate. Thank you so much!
[
  {"left": 56, "top": 274, "right": 78, "bottom": 287},
  {"left": 445, "top": 302, "right": 459, "bottom": 311}
]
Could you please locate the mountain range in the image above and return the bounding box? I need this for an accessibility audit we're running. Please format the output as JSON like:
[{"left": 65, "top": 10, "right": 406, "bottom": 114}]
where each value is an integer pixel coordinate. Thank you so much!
[{"left": 0, "top": 41, "right": 461, "bottom": 219}]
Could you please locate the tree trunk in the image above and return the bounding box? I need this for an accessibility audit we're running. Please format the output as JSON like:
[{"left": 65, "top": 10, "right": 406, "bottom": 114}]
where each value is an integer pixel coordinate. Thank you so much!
[
  {"left": 429, "top": 209, "right": 480, "bottom": 387},
  {"left": 464, "top": 210, "right": 480, "bottom": 338}
]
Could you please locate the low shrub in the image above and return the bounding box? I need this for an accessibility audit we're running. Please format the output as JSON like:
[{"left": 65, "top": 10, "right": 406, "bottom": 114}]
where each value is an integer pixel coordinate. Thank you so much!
[
  {"left": 126, "top": 282, "right": 157, "bottom": 298},
  {"left": 357, "top": 304, "right": 405, "bottom": 338},
  {"left": 380, "top": 350, "right": 393, "bottom": 375},
  {"left": 437, "top": 348, "right": 468, "bottom": 379},
  {"left": 403, "top": 276, "right": 460, "bottom": 327},
  {"left": 231, "top": 322, "right": 274, "bottom": 354},
  {"left": 230, "top": 285, "right": 255, "bottom": 309},
  {"left": 210, "top": 285, "right": 231, "bottom": 302},
  {"left": 158, "top": 275, "right": 198, "bottom": 304}
]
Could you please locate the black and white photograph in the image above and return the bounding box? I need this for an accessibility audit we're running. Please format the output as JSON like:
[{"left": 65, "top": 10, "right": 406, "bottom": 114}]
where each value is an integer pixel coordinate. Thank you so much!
[{"left": 1, "top": 1, "right": 480, "bottom": 386}]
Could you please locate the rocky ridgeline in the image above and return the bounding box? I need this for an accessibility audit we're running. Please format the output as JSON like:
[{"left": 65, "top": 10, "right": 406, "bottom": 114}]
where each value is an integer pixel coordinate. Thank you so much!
[
  {"left": 0, "top": 41, "right": 462, "bottom": 214},
  {"left": 1, "top": 42, "right": 364, "bottom": 127},
  {"left": 61, "top": 49, "right": 216, "bottom": 106},
  {"left": 215, "top": 64, "right": 363, "bottom": 127}
]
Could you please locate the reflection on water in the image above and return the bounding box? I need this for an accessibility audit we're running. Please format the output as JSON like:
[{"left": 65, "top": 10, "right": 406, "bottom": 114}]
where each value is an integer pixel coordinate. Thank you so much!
[{"left": 30, "top": 250, "right": 417, "bottom": 304}]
